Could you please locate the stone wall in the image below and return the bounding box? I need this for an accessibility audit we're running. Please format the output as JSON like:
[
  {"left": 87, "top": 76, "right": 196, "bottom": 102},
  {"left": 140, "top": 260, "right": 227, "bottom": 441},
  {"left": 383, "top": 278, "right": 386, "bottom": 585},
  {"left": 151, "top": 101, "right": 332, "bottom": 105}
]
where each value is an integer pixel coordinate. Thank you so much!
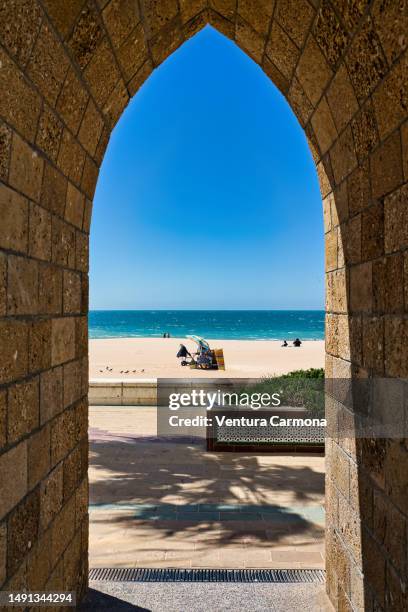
[{"left": 0, "top": 1, "right": 406, "bottom": 609}]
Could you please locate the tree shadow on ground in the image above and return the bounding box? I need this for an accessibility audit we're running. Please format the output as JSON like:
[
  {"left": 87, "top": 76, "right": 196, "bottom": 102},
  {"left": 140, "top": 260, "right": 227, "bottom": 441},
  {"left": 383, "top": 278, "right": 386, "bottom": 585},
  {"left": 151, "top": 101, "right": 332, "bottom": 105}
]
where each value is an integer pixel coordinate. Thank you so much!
[{"left": 89, "top": 431, "right": 324, "bottom": 548}]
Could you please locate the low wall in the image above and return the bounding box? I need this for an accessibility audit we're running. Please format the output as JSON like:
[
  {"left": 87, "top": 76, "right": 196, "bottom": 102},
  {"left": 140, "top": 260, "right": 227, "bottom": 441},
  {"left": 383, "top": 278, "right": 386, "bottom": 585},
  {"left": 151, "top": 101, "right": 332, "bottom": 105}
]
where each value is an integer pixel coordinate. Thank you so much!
[{"left": 89, "top": 379, "right": 157, "bottom": 405}]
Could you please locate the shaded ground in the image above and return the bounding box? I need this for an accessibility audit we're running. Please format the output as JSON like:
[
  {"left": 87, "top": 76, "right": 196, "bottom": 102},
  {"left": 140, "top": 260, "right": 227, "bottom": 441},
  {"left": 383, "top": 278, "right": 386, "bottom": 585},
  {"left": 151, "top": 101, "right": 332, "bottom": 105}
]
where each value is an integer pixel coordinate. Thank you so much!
[
  {"left": 79, "top": 583, "right": 333, "bottom": 611},
  {"left": 89, "top": 407, "right": 325, "bottom": 569}
]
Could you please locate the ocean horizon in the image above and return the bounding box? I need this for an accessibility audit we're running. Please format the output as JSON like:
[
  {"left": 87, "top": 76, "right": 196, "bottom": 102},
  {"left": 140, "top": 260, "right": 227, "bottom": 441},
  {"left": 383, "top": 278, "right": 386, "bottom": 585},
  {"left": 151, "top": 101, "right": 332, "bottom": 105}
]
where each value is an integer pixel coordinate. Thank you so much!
[{"left": 89, "top": 310, "right": 325, "bottom": 341}]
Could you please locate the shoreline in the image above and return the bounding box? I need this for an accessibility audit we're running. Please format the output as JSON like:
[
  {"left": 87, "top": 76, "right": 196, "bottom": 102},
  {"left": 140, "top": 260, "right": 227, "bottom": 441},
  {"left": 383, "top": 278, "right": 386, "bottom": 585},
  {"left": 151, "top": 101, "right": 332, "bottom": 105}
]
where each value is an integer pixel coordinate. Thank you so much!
[{"left": 89, "top": 337, "right": 325, "bottom": 380}]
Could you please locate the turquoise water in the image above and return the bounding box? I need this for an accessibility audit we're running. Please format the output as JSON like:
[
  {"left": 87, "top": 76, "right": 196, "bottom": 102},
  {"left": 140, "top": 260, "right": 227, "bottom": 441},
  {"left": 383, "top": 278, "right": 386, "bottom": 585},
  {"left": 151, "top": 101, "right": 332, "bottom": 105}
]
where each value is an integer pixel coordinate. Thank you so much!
[{"left": 89, "top": 310, "right": 325, "bottom": 341}]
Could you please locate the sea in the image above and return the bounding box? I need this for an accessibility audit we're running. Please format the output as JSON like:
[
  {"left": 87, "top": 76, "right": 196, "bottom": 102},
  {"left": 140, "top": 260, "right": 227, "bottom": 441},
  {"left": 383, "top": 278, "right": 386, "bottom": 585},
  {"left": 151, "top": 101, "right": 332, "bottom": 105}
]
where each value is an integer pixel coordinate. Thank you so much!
[{"left": 89, "top": 310, "right": 325, "bottom": 341}]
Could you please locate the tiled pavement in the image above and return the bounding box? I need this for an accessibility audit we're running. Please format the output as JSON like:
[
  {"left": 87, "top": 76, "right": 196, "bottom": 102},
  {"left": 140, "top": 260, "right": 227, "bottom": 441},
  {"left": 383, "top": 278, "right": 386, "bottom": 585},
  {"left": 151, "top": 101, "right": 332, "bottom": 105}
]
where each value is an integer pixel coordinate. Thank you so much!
[{"left": 89, "top": 407, "right": 325, "bottom": 569}]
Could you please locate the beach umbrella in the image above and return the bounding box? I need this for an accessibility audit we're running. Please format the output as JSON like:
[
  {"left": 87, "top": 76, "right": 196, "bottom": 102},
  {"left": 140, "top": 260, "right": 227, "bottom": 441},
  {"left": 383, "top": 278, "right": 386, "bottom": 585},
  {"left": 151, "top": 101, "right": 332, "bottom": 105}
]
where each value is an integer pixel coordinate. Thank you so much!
[{"left": 187, "top": 335, "right": 210, "bottom": 350}]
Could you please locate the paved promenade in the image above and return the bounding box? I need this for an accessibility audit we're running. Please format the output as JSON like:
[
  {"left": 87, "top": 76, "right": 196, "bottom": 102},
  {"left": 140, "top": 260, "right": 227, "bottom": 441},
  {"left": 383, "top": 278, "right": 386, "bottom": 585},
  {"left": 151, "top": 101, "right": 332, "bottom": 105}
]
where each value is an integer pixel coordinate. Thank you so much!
[{"left": 89, "top": 407, "right": 325, "bottom": 569}]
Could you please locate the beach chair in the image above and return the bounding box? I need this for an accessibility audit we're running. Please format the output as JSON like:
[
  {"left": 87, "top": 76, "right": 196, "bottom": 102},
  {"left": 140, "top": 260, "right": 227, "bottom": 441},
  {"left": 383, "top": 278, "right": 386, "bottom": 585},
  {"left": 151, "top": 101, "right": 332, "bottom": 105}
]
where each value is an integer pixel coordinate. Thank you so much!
[{"left": 213, "top": 348, "right": 225, "bottom": 370}]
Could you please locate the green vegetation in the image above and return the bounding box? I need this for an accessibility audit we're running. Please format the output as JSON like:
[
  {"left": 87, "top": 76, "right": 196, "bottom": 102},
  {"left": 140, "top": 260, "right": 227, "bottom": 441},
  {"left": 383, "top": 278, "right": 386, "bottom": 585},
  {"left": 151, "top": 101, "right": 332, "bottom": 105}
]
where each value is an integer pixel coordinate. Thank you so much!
[{"left": 243, "top": 368, "right": 325, "bottom": 416}]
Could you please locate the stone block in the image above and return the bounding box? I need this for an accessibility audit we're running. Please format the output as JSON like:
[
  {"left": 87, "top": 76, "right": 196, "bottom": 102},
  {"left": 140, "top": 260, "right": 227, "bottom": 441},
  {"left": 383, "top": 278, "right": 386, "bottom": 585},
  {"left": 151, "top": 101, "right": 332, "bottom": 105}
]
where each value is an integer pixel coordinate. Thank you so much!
[
  {"left": 75, "top": 231, "right": 89, "bottom": 272},
  {"left": 64, "top": 360, "right": 82, "bottom": 408},
  {"left": 63, "top": 270, "right": 82, "bottom": 315},
  {"left": 57, "top": 68, "right": 89, "bottom": 136},
  {"left": 38, "top": 263, "right": 63, "bottom": 316},
  {"left": 384, "top": 440, "right": 408, "bottom": 516},
  {"left": 347, "top": 160, "right": 370, "bottom": 216},
  {"left": 0, "top": 0, "right": 42, "bottom": 67},
  {"left": 51, "top": 318, "right": 75, "bottom": 366},
  {"left": 325, "top": 228, "right": 338, "bottom": 272},
  {"left": 384, "top": 317, "right": 408, "bottom": 377},
  {"left": 326, "top": 64, "right": 359, "bottom": 133},
  {"left": 362, "top": 528, "right": 386, "bottom": 607},
  {"left": 40, "top": 366, "right": 63, "bottom": 425},
  {"left": 0, "top": 388, "right": 6, "bottom": 448},
  {"left": 179, "top": 0, "right": 206, "bottom": 24},
  {"left": 0, "top": 49, "right": 41, "bottom": 142},
  {"left": 350, "top": 262, "right": 372, "bottom": 313},
  {"left": 345, "top": 17, "right": 388, "bottom": 101},
  {"left": 371, "top": 0, "right": 407, "bottom": 66},
  {"left": 117, "top": 22, "right": 148, "bottom": 82},
  {"left": 402, "top": 120, "right": 408, "bottom": 181},
  {"left": 337, "top": 494, "right": 362, "bottom": 567},
  {"left": 63, "top": 529, "right": 81, "bottom": 591},
  {"left": 50, "top": 494, "right": 76, "bottom": 567},
  {"left": 371, "top": 131, "right": 404, "bottom": 200},
  {"left": 78, "top": 99, "right": 104, "bottom": 156},
  {"left": 351, "top": 100, "right": 378, "bottom": 164},
  {"left": 275, "top": 0, "right": 315, "bottom": 48},
  {"left": 208, "top": 9, "right": 235, "bottom": 40},
  {"left": 102, "top": 0, "right": 140, "bottom": 48},
  {"left": 0, "top": 253, "right": 5, "bottom": 317},
  {"left": 314, "top": 1, "right": 348, "bottom": 68},
  {"left": 326, "top": 268, "right": 347, "bottom": 313},
  {"left": 27, "top": 22, "right": 69, "bottom": 106},
  {"left": 7, "top": 254, "right": 38, "bottom": 316},
  {"left": 63, "top": 446, "right": 83, "bottom": 503},
  {"left": 150, "top": 18, "right": 184, "bottom": 67},
  {"left": 0, "top": 120, "right": 12, "bottom": 181},
  {"left": 51, "top": 216, "right": 76, "bottom": 268},
  {"left": 373, "top": 253, "right": 404, "bottom": 314},
  {"left": 311, "top": 96, "right": 338, "bottom": 156},
  {"left": 209, "top": 0, "right": 235, "bottom": 21},
  {"left": 361, "top": 201, "right": 384, "bottom": 261},
  {"left": 373, "top": 55, "right": 407, "bottom": 141},
  {"left": 40, "top": 464, "right": 63, "bottom": 531},
  {"left": 140, "top": 0, "right": 179, "bottom": 37},
  {"left": 287, "top": 77, "right": 313, "bottom": 127},
  {"left": 68, "top": 4, "right": 104, "bottom": 69},
  {"left": 373, "top": 488, "right": 406, "bottom": 576},
  {"left": 330, "top": 126, "right": 357, "bottom": 185},
  {"left": 75, "top": 477, "right": 88, "bottom": 530},
  {"left": 0, "top": 183, "right": 29, "bottom": 253},
  {"left": 9, "top": 134, "right": 44, "bottom": 202},
  {"left": 295, "top": 37, "right": 332, "bottom": 106},
  {"left": 65, "top": 183, "right": 85, "bottom": 229},
  {"left": 51, "top": 407, "right": 76, "bottom": 465},
  {"left": 26, "top": 529, "right": 51, "bottom": 591},
  {"left": 0, "top": 521, "right": 6, "bottom": 586},
  {"left": 262, "top": 58, "right": 289, "bottom": 96},
  {"left": 0, "top": 320, "right": 29, "bottom": 385},
  {"left": 84, "top": 39, "right": 121, "bottom": 108},
  {"left": 343, "top": 214, "right": 361, "bottom": 265},
  {"left": 237, "top": 0, "right": 273, "bottom": 37},
  {"left": 7, "top": 488, "right": 40, "bottom": 575},
  {"left": 81, "top": 158, "right": 98, "bottom": 202},
  {"left": 57, "top": 129, "right": 86, "bottom": 186},
  {"left": 42, "top": 0, "right": 83, "bottom": 38},
  {"left": 29, "top": 319, "right": 52, "bottom": 373},
  {"left": 35, "top": 107, "right": 63, "bottom": 163},
  {"left": 103, "top": 79, "right": 129, "bottom": 128},
  {"left": 236, "top": 16, "right": 264, "bottom": 63},
  {"left": 128, "top": 60, "right": 153, "bottom": 97},
  {"left": 384, "top": 183, "right": 408, "bottom": 254},
  {"left": 75, "top": 317, "right": 88, "bottom": 358},
  {"left": 362, "top": 316, "right": 384, "bottom": 374},
  {"left": 266, "top": 22, "right": 299, "bottom": 82},
  {"left": 0, "top": 441, "right": 27, "bottom": 520},
  {"left": 8, "top": 377, "right": 39, "bottom": 445},
  {"left": 28, "top": 423, "right": 51, "bottom": 490},
  {"left": 41, "top": 163, "right": 67, "bottom": 217},
  {"left": 29, "top": 203, "right": 52, "bottom": 261}
]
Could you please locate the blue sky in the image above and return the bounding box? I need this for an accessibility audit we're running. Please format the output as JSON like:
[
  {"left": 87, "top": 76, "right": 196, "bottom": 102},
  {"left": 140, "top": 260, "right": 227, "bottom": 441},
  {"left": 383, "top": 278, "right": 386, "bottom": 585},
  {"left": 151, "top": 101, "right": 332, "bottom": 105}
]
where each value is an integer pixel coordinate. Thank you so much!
[{"left": 90, "top": 26, "right": 324, "bottom": 310}]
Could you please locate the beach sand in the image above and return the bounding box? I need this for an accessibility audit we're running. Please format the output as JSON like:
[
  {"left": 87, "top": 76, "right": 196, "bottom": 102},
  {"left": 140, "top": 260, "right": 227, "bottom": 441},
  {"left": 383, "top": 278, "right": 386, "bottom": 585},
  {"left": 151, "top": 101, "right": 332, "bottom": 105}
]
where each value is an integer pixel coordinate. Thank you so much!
[{"left": 89, "top": 337, "right": 325, "bottom": 379}]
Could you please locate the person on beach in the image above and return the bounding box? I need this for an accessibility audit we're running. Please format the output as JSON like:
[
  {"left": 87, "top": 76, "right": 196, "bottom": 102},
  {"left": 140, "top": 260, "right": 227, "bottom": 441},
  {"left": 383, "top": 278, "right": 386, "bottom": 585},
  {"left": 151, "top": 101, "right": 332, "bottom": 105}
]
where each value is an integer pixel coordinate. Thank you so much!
[
  {"left": 281, "top": 340, "right": 288, "bottom": 347},
  {"left": 293, "top": 338, "right": 302, "bottom": 347}
]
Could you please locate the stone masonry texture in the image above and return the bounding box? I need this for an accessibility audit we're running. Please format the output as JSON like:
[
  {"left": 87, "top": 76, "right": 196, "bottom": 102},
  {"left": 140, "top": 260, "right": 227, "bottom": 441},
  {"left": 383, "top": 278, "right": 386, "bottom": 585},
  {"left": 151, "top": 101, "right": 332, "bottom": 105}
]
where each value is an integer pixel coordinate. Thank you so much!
[{"left": 0, "top": 1, "right": 407, "bottom": 610}]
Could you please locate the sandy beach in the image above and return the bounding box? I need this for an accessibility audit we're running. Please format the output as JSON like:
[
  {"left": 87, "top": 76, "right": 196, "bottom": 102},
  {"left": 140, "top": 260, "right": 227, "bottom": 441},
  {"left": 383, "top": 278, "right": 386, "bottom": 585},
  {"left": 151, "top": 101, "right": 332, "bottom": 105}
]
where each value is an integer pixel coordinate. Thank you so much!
[{"left": 89, "top": 337, "right": 325, "bottom": 379}]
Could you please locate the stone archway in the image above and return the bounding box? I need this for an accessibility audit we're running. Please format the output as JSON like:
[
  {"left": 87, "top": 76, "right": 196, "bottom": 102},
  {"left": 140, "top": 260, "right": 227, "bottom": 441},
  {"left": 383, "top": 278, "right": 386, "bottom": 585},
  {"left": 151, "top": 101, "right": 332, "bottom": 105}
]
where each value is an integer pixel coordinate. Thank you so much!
[{"left": 0, "top": 1, "right": 406, "bottom": 609}]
